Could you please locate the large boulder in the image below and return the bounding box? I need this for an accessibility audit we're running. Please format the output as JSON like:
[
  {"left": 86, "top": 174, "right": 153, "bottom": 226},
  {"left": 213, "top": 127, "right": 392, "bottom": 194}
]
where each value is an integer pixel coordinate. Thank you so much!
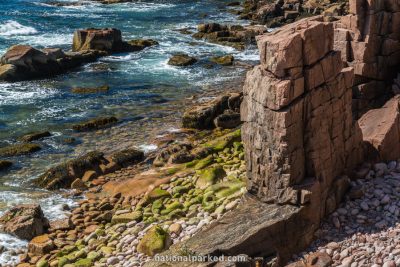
[
  {"left": 0, "top": 45, "right": 106, "bottom": 81},
  {"left": 34, "top": 151, "right": 107, "bottom": 189},
  {"left": 109, "top": 148, "right": 144, "bottom": 167},
  {"left": 0, "top": 45, "right": 62, "bottom": 80},
  {"left": 359, "top": 96, "right": 400, "bottom": 162},
  {"left": 72, "top": 29, "right": 157, "bottom": 53},
  {"left": 0, "top": 204, "right": 49, "bottom": 240},
  {"left": 182, "top": 92, "right": 243, "bottom": 129},
  {"left": 72, "top": 28, "right": 123, "bottom": 52}
]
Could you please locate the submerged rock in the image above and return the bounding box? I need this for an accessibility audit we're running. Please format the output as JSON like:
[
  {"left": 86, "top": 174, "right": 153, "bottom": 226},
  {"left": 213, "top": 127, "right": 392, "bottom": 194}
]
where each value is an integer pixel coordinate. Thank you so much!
[
  {"left": 0, "top": 204, "right": 49, "bottom": 240},
  {"left": 167, "top": 54, "right": 197, "bottom": 66},
  {"left": 127, "top": 39, "right": 159, "bottom": 50},
  {"left": 18, "top": 131, "right": 51, "bottom": 142},
  {"left": 71, "top": 85, "right": 109, "bottom": 94},
  {"left": 0, "top": 143, "right": 41, "bottom": 157},
  {"left": 0, "top": 160, "right": 12, "bottom": 171},
  {"left": 72, "top": 116, "right": 118, "bottom": 132},
  {"left": 210, "top": 54, "right": 234, "bottom": 65}
]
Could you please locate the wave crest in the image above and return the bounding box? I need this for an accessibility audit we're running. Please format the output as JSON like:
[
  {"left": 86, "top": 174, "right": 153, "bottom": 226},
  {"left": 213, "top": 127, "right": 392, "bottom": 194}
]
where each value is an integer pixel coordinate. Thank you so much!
[{"left": 0, "top": 20, "right": 38, "bottom": 37}]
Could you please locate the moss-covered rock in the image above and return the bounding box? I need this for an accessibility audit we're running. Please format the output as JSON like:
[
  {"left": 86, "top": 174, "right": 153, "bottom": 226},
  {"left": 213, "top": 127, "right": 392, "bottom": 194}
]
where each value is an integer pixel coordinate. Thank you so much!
[
  {"left": 210, "top": 55, "right": 234, "bottom": 66},
  {"left": 148, "top": 188, "right": 171, "bottom": 200},
  {"left": 137, "top": 225, "right": 172, "bottom": 256},
  {"left": 194, "top": 155, "right": 214, "bottom": 170},
  {"left": 204, "top": 129, "right": 241, "bottom": 152},
  {"left": 196, "top": 165, "right": 226, "bottom": 189},
  {"left": 111, "top": 211, "right": 142, "bottom": 224},
  {"left": 0, "top": 143, "right": 41, "bottom": 157},
  {"left": 72, "top": 116, "right": 118, "bottom": 132},
  {"left": 74, "top": 258, "right": 92, "bottom": 267},
  {"left": 57, "top": 257, "right": 69, "bottom": 267},
  {"left": 36, "top": 259, "right": 49, "bottom": 267}
]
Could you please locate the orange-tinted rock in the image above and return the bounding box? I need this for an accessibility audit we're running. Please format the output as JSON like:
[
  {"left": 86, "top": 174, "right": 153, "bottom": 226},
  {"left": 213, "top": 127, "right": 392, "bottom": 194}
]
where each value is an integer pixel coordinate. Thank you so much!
[
  {"left": 72, "top": 28, "right": 123, "bottom": 52},
  {"left": 359, "top": 96, "right": 400, "bottom": 162},
  {"left": 0, "top": 204, "right": 49, "bottom": 240},
  {"left": 28, "top": 234, "right": 54, "bottom": 255}
]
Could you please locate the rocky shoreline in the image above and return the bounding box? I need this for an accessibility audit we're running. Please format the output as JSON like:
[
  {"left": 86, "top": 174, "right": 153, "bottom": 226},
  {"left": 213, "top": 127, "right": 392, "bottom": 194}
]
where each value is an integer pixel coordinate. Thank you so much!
[{"left": 1, "top": 0, "right": 400, "bottom": 266}]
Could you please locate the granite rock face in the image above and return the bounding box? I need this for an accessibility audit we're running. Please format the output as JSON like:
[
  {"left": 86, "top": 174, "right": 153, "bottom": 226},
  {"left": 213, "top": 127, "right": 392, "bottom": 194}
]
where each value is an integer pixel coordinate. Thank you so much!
[
  {"left": 359, "top": 95, "right": 400, "bottom": 162},
  {"left": 242, "top": 16, "right": 363, "bottom": 207},
  {"left": 334, "top": 0, "right": 400, "bottom": 118},
  {"left": 145, "top": 4, "right": 400, "bottom": 264}
]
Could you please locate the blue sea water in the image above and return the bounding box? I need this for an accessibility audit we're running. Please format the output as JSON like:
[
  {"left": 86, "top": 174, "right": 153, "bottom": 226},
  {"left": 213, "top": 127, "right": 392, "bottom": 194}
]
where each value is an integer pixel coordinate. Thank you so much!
[{"left": 0, "top": 0, "right": 258, "bottom": 263}]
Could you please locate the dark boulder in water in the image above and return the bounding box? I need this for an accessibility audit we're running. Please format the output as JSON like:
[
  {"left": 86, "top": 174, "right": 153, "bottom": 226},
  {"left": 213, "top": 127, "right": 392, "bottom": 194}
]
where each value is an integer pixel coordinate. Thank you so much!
[
  {"left": 167, "top": 54, "right": 197, "bottom": 67},
  {"left": 0, "top": 204, "right": 49, "bottom": 240},
  {"left": 35, "top": 151, "right": 107, "bottom": 190},
  {"left": 72, "top": 116, "right": 118, "bottom": 132},
  {"left": 110, "top": 149, "right": 145, "bottom": 167},
  {"left": 182, "top": 92, "right": 243, "bottom": 129},
  {"left": 19, "top": 131, "right": 51, "bottom": 142},
  {"left": 214, "top": 110, "right": 241, "bottom": 129},
  {"left": 0, "top": 160, "right": 12, "bottom": 171},
  {"left": 0, "top": 143, "right": 41, "bottom": 157}
]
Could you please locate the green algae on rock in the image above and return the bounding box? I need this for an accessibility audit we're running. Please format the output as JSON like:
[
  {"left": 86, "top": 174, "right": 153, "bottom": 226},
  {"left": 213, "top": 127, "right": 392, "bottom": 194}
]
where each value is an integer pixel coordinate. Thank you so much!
[
  {"left": 72, "top": 116, "right": 118, "bottom": 132},
  {"left": 137, "top": 226, "right": 172, "bottom": 256},
  {"left": 196, "top": 165, "right": 227, "bottom": 189},
  {"left": 0, "top": 143, "right": 41, "bottom": 157}
]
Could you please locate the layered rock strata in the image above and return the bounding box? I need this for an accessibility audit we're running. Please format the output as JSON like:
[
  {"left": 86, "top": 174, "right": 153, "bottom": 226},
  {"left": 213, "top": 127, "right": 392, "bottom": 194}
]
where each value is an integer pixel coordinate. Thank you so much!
[
  {"left": 334, "top": 0, "right": 400, "bottom": 118},
  {"left": 242, "top": 16, "right": 363, "bottom": 207}
]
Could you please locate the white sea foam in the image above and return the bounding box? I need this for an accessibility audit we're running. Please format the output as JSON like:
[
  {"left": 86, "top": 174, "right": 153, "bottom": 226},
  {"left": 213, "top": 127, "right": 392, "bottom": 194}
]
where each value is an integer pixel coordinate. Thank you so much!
[
  {"left": 0, "top": 20, "right": 38, "bottom": 37},
  {"left": 0, "top": 233, "right": 27, "bottom": 266},
  {"left": 139, "top": 144, "right": 158, "bottom": 153},
  {"left": 0, "top": 83, "right": 57, "bottom": 106}
]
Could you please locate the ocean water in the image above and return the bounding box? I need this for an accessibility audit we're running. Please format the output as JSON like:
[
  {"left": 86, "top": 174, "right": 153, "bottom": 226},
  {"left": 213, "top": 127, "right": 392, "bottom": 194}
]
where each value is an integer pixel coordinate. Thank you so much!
[{"left": 0, "top": 0, "right": 258, "bottom": 264}]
